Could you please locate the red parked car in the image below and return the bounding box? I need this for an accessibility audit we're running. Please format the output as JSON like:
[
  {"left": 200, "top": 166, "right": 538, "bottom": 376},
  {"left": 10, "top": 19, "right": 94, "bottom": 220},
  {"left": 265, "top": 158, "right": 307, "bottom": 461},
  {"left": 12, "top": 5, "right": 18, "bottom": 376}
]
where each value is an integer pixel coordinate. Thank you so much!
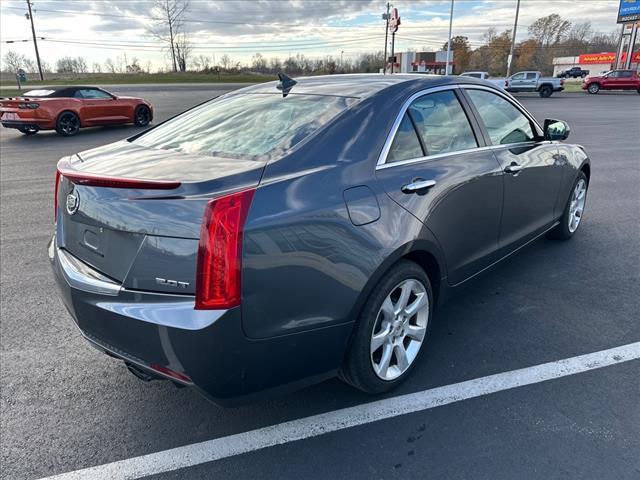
[
  {"left": 582, "top": 70, "right": 640, "bottom": 94},
  {"left": 0, "top": 86, "right": 153, "bottom": 136}
]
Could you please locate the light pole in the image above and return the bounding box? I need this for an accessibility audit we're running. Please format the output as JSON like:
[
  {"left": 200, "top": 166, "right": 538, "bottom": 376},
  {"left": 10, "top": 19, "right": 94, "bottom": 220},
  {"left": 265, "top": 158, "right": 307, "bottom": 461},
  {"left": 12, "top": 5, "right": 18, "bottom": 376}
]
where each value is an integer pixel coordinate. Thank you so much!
[
  {"left": 506, "top": 0, "right": 521, "bottom": 77},
  {"left": 26, "top": 0, "right": 44, "bottom": 80},
  {"left": 341, "top": 50, "right": 344, "bottom": 69},
  {"left": 445, "top": 0, "right": 454, "bottom": 75}
]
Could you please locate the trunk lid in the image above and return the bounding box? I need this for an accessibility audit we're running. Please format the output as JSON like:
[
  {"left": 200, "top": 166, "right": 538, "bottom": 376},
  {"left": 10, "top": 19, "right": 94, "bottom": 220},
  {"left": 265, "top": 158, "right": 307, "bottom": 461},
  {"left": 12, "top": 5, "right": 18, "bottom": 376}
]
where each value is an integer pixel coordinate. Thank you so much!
[{"left": 56, "top": 141, "right": 266, "bottom": 293}]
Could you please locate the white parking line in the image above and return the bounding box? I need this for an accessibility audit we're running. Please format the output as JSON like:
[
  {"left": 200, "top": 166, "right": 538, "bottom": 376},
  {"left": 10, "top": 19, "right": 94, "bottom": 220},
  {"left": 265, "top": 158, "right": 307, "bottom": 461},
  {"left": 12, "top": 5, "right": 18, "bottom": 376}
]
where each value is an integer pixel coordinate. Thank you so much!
[{"left": 40, "top": 342, "right": 640, "bottom": 480}]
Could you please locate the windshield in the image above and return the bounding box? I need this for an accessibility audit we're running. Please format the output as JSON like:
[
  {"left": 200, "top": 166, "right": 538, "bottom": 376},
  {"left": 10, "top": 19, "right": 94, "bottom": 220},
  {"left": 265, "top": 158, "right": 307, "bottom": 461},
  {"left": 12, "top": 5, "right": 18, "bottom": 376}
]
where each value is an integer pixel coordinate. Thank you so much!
[{"left": 134, "top": 93, "right": 356, "bottom": 161}]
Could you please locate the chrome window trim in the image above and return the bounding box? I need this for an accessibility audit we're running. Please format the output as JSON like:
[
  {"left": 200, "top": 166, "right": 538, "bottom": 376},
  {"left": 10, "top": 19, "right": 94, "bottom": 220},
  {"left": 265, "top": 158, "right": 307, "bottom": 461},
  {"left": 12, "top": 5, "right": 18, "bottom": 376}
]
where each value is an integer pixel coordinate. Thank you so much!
[{"left": 376, "top": 83, "right": 545, "bottom": 171}]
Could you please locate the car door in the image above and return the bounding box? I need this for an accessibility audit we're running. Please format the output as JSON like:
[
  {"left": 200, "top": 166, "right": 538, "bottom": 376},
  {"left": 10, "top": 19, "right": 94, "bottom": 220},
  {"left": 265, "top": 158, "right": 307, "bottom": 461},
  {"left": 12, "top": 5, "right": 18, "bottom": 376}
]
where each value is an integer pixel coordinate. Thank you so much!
[
  {"left": 463, "top": 87, "right": 563, "bottom": 253},
  {"left": 617, "top": 70, "right": 634, "bottom": 88},
  {"left": 523, "top": 72, "right": 538, "bottom": 91},
  {"left": 76, "top": 88, "right": 126, "bottom": 124},
  {"left": 602, "top": 71, "right": 620, "bottom": 90},
  {"left": 508, "top": 72, "right": 526, "bottom": 92},
  {"left": 375, "top": 87, "right": 504, "bottom": 285}
]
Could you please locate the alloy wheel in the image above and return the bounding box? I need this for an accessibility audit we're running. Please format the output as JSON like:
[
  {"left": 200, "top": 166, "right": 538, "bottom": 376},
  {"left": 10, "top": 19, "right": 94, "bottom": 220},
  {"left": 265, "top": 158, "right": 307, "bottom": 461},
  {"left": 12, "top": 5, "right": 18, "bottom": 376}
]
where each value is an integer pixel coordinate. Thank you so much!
[
  {"left": 568, "top": 179, "right": 587, "bottom": 233},
  {"left": 136, "top": 107, "right": 150, "bottom": 125},
  {"left": 59, "top": 114, "right": 79, "bottom": 135},
  {"left": 370, "top": 279, "right": 429, "bottom": 381}
]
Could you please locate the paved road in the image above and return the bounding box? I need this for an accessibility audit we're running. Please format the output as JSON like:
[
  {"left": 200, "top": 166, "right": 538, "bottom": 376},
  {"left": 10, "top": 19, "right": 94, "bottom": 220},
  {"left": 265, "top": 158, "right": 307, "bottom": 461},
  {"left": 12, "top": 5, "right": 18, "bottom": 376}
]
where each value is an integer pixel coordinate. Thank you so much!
[{"left": 1, "top": 85, "right": 639, "bottom": 480}]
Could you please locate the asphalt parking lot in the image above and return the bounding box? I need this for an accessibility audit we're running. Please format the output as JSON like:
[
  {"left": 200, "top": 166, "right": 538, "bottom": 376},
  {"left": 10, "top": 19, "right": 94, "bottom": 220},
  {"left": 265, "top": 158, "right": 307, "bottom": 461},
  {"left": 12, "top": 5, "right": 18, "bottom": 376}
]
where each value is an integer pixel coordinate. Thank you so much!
[{"left": 1, "top": 85, "right": 639, "bottom": 480}]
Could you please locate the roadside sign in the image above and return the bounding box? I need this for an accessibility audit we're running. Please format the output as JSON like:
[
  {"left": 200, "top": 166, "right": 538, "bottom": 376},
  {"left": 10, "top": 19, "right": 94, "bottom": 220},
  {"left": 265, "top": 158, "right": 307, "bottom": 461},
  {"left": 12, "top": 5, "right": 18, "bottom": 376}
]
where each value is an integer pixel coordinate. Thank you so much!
[
  {"left": 618, "top": 0, "right": 640, "bottom": 23},
  {"left": 389, "top": 8, "right": 401, "bottom": 33}
]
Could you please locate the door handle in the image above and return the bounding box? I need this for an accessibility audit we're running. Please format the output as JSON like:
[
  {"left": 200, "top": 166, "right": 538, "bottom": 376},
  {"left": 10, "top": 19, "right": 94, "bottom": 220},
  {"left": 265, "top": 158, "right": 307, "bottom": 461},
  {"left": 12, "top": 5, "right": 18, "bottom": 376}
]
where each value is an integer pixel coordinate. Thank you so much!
[
  {"left": 401, "top": 179, "right": 436, "bottom": 194},
  {"left": 504, "top": 163, "right": 523, "bottom": 174}
]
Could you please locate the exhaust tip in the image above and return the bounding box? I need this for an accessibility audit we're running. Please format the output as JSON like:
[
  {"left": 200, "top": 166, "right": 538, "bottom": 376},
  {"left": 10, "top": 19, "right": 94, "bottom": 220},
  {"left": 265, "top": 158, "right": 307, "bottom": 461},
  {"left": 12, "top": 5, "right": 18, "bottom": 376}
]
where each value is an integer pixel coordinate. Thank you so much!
[{"left": 125, "top": 362, "right": 161, "bottom": 382}]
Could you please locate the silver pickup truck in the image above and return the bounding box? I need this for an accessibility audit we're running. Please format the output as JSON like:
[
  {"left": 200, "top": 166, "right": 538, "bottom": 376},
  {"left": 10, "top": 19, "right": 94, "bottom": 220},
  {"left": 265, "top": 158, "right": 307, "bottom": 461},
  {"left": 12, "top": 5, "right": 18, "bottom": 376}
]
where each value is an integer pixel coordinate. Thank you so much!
[{"left": 505, "top": 71, "right": 564, "bottom": 97}]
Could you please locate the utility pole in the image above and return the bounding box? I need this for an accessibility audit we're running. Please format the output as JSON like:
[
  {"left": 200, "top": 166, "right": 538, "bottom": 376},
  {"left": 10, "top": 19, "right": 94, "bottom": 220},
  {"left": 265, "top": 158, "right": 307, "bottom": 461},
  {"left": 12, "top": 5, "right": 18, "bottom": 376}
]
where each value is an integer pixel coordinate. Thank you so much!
[
  {"left": 26, "top": 0, "right": 44, "bottom": 80},
  {"left": 445, "top": 0, "right": 454, "bottom": 75},
  {"left": 506, "top": 0, "right": 521, "bottom": 77},
  {"left": 382, "top": 2, "right": 390, "bottom": 74}
]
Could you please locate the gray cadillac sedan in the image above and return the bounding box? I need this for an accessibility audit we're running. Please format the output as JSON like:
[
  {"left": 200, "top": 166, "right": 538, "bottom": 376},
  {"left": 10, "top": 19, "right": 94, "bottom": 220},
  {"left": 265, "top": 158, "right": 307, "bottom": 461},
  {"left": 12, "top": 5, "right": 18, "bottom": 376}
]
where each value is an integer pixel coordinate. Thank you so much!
[{"left": 49, "top": 74, "right": 590, "bottom": 405}]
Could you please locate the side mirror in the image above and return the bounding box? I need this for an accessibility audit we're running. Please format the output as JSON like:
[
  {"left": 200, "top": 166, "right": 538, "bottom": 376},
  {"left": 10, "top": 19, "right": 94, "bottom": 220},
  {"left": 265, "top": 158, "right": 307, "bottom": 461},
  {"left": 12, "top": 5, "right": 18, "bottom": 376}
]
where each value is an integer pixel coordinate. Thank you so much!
[{"left": 544, "top": 119, "right": 570, "bottom": 141}]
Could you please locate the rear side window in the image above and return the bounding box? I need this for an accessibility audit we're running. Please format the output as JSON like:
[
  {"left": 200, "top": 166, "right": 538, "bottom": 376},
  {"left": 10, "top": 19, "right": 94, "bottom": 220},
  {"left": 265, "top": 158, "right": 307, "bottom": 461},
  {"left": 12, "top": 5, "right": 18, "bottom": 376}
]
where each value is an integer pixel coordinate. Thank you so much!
[
  {"left": 134, "top": 93, "right": 355, "bottom": 161},
  {"left": 466, "top": 89, "right": 535, "bottom": 145},
  {"left": 525, "top": 72, "right": 537, "bottom": 80},
  {"left": 387, "top": 114, "right": 424, "bottom": 163},
  {"left": 408, "top": 90, "right": 478, "bottom": 155}
]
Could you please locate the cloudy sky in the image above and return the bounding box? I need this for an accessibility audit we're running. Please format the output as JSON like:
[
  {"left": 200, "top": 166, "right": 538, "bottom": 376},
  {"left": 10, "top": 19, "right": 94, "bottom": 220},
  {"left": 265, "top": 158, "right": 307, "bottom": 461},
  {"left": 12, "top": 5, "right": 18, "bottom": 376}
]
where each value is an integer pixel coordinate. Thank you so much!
[{"left": 0, "top": 0, "right": 622, "bottom": 71}]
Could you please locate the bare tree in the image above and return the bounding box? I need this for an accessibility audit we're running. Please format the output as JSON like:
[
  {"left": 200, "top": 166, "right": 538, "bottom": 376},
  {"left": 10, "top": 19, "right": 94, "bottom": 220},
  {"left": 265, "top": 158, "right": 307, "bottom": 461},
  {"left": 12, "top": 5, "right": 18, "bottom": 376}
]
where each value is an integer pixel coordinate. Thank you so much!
[
  {"left": 149, "top": 0, "right": 190, "bottom": 72},
  {"left": 220, "top": 54, "right": 232, "bottom": 71},
  {"left": 2, "top": 50, "right": 24, "bottom": 72},
  {"left": 92, "top": 62, "right": 102, "bottom": 73},
  {"left": 528, "top": 14, "right": 571, "bottom": 47},
  {"left": 104, "top": 58, "right": 117, "bottom": 74},
  {"left": 174, "top": 32, "right": 191, "bottom": 72}
]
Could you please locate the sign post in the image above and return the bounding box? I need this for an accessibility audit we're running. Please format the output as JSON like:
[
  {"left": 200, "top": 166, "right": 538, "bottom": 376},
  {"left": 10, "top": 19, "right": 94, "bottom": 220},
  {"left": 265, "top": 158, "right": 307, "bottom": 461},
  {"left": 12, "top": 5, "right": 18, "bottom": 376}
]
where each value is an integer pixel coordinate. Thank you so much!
[
  {"left": 16, "top": 69, "right": 27, "bottom": 91},
  {"left": 382, "top": 3, "right": 390, "bottom": 74},
  {"left": 389, "top": 8, "right": 400, "bottom": 74}
]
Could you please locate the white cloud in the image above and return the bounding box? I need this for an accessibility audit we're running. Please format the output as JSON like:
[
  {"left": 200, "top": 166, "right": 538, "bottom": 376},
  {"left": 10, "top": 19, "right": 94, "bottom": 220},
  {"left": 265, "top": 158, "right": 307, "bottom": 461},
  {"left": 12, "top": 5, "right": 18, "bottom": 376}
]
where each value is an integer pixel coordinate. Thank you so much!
[{"left": 0, "top": 0, "right": 621, "bottom": 71}]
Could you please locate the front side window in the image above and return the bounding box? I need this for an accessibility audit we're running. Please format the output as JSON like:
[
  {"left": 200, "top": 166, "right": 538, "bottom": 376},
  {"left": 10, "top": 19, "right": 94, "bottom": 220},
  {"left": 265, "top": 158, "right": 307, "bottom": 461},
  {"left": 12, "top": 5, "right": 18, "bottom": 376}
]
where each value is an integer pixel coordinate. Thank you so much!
[
  {"left": 134, "top": 93, "right": 355, "bottom": 161},
  {"left": 619, "top": 71, "right": 633, "bottom": 78},
  {"left": 76, "top": 89, "right": 112, "bottom": 99},
  {"left": 466, "top": 89, "right": 536, "bottom": 145},
  {"left": 511, "top": 73, "right": 525, "bottom": 80},
  {"left": 408, "top": 90, "right": 478, "bottom": 155}
]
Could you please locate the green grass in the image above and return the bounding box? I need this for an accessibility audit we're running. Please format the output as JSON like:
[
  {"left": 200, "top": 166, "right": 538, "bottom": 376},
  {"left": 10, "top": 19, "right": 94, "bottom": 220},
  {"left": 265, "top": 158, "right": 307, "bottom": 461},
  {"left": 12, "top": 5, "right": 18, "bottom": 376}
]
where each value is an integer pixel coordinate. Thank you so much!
[{"left": 0, "top": 72, "right": 273, "bottom": 94}]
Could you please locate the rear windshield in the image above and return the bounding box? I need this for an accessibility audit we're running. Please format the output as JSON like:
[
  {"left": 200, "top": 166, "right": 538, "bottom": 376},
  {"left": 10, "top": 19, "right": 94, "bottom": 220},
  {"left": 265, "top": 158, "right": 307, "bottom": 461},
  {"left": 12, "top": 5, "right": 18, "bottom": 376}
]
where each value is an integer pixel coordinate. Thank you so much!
[
  {"left": 133, "top": 93, "right": 356, "bottom": 161},
  {"left": 23, "top": 89, "right": 56, "bottom": 96}
]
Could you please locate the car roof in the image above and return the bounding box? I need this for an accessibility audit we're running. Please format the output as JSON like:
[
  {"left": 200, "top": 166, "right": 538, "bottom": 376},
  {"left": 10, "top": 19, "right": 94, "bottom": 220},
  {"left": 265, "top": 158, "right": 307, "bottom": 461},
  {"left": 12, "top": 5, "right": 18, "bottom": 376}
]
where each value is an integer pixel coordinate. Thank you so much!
[
  {"left": 238, "top": 73, "right": 489, "bottom": 98},
  {"left": 24, "top": 86, "right": 108, "bottom": 97}
]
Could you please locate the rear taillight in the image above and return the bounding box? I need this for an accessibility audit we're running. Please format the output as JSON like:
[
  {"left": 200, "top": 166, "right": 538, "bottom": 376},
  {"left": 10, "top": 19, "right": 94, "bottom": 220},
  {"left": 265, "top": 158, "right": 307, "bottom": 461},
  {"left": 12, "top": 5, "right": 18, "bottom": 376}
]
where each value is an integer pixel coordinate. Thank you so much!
[
  {"left": 195, "top": 189, "right": 255, "bottom": 310},
  {"left": 18, "top": 102, "right": 39, "bottom": 109},
  {"left": 54, "top": 170, "right": 61, "bottom": 221},
  {"left": 560, "top": 79, "right": 565, "bottom": 86}
]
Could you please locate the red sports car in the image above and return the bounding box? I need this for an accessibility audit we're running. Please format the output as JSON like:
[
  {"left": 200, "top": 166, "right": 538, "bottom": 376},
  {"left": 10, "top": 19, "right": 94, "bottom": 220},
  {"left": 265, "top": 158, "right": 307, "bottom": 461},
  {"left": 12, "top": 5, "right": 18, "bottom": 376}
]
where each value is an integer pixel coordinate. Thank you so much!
[{"left": 0, "top": 86, "right": 153, "bottom": 136}]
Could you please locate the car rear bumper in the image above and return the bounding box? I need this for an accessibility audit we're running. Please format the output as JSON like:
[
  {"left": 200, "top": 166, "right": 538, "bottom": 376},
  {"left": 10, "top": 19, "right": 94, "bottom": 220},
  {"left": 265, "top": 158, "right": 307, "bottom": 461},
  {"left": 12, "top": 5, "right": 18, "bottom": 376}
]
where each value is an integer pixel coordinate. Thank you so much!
[
  {"left": 1, "top": 110, "right": 54, "bottom": 129},
  {"left": 48, "top": 235, "right": 351, "bottom": 405},
  {"left": 1, "top": 120, "right": 51, "bottom": 130}
]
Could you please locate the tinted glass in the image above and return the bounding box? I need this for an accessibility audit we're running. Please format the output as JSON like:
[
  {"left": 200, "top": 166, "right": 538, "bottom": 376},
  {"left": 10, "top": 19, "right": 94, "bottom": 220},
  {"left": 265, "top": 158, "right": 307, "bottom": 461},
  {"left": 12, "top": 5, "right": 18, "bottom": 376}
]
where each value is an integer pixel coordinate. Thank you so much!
[
  {"left": 467, "top": 89, "right": 535, "bottom": 145},
  {"left": 463, "top": 73, "right": 481, "bottom": 78},
  {"left": 619, "top": 71, "right": 633, "bottom": 78},
  {"left": 525, "top": 72, "right": 537, "bottom": 80},
  {"left": 387, "top": 113, "right": 424, "bottom": 163},
  {"left": 408, "top": 90, "right": 477, "bottom": 155},
  {"left": 134, "top": 93, "right": 355, "bottom": 161},
  {"left": 76, "top": 89, "right": 112, "bottom": 99}
]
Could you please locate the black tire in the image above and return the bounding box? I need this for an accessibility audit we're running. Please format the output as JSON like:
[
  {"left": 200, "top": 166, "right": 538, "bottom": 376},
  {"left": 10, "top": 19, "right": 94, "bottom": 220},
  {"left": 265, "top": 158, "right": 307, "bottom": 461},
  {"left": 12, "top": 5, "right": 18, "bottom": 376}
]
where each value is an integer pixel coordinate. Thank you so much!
[
  {"left": 539, "top": 86, "right": 553, "bottom": 98},
  {"left": 548, "top": 171, "right": 589, "bottom": 241},
  {"left": 581, "top": 73, "right": 587, "bottom": 78},
  {"left": 340, "top": 260, "right": 433, "bottom": 394},
  {"left": 637, "top": 89, "right": 640, "bottom": 95},
  {"left": 56, "top": 111, "right": 80, "bottom": 136},
  {"left": 134, "top": 105, "right": 151, "bottom": 127},
  {"left": 17, "top": 125, "right": 39, "bottom": 135},
  {"left": 588, "top": 83, "right": 600, "bottom": 94}
]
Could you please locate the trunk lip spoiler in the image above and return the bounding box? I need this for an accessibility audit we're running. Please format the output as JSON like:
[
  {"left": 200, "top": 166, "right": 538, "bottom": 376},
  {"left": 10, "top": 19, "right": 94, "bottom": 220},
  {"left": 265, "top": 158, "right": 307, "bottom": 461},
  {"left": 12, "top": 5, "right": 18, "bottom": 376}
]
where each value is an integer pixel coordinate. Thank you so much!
[{"left": 57, "top": 157, "right": 181, "bottom": 190}]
